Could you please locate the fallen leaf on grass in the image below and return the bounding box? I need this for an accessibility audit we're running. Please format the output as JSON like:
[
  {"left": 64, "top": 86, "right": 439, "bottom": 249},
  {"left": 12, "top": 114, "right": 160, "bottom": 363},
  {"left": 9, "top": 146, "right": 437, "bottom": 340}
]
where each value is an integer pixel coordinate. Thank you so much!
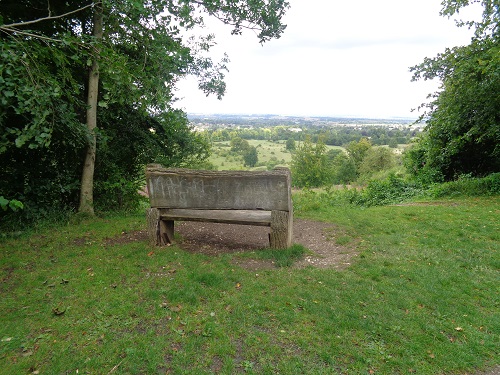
[
  {"left": 174, "top": 329, "right": 184, "bottom": 336},
  {"left": 170, "top": 305, "right": 182, "bottom": 312},
  {"left": 455, "top": 327, "right": 464, "bottom": 331},
  {"left": 52, "top": 307, "right": 66, "bottom": 316},
  {"left": 160, "top": 302, "right": 182, "bottom": 312}
]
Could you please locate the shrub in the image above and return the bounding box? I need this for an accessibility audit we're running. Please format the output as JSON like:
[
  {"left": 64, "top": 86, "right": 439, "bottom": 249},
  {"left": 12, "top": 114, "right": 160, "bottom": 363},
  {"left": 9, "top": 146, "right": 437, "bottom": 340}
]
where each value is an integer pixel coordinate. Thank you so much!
[
  {"left": 359, "top": 147, "right": 396, "bottom": 177},
  {"left": 291, "top": 136, "right": 332, "bottom": 187},
  {"left": 429, "top": 173, "right": 500, "bottom": 197},
  {"left": 331, "top": 153, "right": 357, "bottom": 184},
  {"left": 349, "top": 174, "right": 425, "bottom": 206}
]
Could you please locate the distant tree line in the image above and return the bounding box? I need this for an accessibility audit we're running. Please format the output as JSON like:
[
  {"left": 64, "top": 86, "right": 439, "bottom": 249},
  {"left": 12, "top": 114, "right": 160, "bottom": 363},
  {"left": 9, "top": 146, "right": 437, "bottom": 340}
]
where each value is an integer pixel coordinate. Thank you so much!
[{"left": 208, "top": 126, "right": 418, "bottom": 147}]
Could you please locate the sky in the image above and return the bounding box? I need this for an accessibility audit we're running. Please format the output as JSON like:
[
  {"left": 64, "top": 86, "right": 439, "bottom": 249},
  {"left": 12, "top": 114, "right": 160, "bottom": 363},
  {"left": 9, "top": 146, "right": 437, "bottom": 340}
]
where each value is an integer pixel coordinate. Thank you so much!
[{"left": 174, "top": 0, "right": 480, "bottom": 119}]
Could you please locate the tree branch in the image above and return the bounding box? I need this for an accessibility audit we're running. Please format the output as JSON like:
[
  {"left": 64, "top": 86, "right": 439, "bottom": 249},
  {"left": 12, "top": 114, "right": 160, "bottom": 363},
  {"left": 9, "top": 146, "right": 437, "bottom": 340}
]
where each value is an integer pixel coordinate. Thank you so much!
[
  {"left": 0, "top": 26, "right": 63, "bottom": 43},
  {"left": 189, "top": 0, "right": 261, "bottom": 32},
  {"left": 1, "top": 2, "right": 98, "bottom": 28}
]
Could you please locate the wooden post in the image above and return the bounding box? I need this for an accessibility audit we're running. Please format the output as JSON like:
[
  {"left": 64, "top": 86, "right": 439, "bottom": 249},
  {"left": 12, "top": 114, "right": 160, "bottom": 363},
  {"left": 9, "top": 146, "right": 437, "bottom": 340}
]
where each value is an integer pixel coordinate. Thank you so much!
[
  {"left": 146, "top": 208, "right": 160, "bottom": 245},
  {"left": 270, "top": 210, "right": 292, "bottom": 249}
]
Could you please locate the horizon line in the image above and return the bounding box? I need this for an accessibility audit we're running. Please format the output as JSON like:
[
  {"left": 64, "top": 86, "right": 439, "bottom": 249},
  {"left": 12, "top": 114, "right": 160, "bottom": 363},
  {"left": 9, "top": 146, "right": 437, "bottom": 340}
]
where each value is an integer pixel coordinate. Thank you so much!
[{"left": 186, "top": 112, "right": 418, "bottom": 121}]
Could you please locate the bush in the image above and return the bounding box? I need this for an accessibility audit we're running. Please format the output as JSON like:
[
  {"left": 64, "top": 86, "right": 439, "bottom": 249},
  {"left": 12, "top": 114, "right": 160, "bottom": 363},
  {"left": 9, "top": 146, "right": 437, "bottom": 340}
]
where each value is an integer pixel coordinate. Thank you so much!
[
  {"left": 348, "top": 174, "right": 425, "bottom": 206},
  {"left": 291, "top": 137, "right": 332, "bottom": 187},
  {"left": 429, "top": 173, "right": 500, "bottom": 198},
  {"left": 359, "top": 147, "right": 396, "bottom": 177},
  {"left": 331, "top": 153, "right": 357, "bottom": 184}
]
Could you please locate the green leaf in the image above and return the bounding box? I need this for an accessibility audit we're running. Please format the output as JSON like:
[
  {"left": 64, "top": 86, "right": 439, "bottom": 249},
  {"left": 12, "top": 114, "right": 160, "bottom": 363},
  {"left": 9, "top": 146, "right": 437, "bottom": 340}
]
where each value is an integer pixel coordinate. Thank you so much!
[
  {"left": 9, "top": 200, "right": 24, "bottom": 212},
  {"left": 0, "top": 196, "right": 9, "bottom": 211},
  {"left": 15, "top": 137, "right": 26, "bottom": 148}
]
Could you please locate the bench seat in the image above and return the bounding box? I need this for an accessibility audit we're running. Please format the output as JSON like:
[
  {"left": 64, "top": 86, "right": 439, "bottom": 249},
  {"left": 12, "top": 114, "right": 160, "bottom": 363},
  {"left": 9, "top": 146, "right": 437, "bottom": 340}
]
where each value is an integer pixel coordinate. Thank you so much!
[{"left": 159, "top": 209, "right": 273, "bottom": 226}]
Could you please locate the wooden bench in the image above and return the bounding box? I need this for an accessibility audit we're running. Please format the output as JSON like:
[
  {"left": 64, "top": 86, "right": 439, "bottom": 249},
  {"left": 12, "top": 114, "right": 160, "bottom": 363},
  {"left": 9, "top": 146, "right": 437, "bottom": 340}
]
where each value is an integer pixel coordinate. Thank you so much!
[{"left": 145, "top": 165, "right": 293, "bottom": 249}]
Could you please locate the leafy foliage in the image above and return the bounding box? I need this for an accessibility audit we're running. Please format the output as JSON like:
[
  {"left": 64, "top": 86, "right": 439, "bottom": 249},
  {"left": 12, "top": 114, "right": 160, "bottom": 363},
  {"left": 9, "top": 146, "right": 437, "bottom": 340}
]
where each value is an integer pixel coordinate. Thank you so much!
[
  {"left": 359, "top": 147, "right": 396, "bottom": 177},
  {"left": 243, "top": 146, "right": 258, "bottom": 167},
  {"left": 0, "top": 0, "right": 289, "bottom": 221},
  {"left": 330, "top": 152, "right": 357, "bottom": 184},
  {"left": 345, "top": 138, "right": 372, "bottom": 171},
  {"left": 0, "top": 196, "right": 23, "bottom": 212},
  {"left": 230, "top": 137, "right": 250, "bottom": 152},
  {"left": 410, "top": 1, "right": 500, "bottom": 181},
  {"left": 348, "top": 174, "right": 426, "bottom": 207},
  {"left": 285, "top": 138, "right": 296, "bottom": 151},
  {"left": 291, "top": 136, "right": 331, "bottom": 187},
  {"left": 428, "top": 172, "right": 500, "bottom": 197}
]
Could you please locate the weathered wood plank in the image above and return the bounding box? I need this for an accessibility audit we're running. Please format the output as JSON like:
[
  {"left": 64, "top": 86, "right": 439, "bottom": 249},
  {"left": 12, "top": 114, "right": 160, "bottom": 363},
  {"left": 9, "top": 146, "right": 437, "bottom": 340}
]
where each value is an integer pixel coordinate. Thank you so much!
[
  {"left": 146, "top": 167, "right": 292, "bottom": 211},
  {"left": 159, "top": 209, "right": 272, "bottom": 226}
]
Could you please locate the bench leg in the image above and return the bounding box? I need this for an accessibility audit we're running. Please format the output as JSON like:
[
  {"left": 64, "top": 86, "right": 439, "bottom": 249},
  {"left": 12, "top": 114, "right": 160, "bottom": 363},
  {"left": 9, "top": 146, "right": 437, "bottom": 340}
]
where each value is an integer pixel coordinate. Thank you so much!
[
  {"left": 270, "top": 210, "right": 293, "bottom": 249},
  {"left": 147, "top": 208, "right": 175, "bottom": 246},
  {"left": 159, "top": 219, "right": 175, "bottom": 245},
  {"left": 147, "top": 208, "right": 160, "bottom": 245}
]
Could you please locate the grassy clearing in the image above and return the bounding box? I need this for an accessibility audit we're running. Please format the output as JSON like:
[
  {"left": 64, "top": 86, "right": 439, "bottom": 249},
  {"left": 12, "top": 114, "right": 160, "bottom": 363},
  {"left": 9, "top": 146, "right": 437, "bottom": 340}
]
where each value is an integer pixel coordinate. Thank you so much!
[{"left": 1, "top": 197, "right": 499, "bottom": 374}]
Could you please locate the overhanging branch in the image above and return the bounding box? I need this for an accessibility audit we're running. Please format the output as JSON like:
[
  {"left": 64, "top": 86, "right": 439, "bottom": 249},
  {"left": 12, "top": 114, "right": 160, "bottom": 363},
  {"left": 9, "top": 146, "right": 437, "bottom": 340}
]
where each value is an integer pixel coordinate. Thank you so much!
[{"left": 1, "top": 2, "right": 98, "bottom": 28}]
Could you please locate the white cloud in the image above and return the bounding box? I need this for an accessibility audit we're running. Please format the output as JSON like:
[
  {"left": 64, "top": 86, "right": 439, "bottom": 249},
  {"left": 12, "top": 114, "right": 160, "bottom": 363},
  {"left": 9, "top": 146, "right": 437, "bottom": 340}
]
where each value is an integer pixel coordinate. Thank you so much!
[{"left": 175, "top": 0, "right": 480, "bottom": 118}]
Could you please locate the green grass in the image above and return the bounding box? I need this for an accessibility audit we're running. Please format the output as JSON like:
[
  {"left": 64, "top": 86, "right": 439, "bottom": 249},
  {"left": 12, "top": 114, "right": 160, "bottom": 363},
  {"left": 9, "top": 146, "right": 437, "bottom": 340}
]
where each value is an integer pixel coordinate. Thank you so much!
[
  {"left": 1, "top": 197, "right": 499, "bottom": 374},
  {"left": 236, "top": 244, "right": 308, "bottom": 268}
]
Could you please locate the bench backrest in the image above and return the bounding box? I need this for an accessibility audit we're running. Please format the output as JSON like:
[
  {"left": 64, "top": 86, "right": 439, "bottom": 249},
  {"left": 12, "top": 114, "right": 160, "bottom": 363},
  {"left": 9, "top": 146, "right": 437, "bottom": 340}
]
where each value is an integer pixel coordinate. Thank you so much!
[{"left": 146, "top": 166, "right": 292, "bottom": 212}]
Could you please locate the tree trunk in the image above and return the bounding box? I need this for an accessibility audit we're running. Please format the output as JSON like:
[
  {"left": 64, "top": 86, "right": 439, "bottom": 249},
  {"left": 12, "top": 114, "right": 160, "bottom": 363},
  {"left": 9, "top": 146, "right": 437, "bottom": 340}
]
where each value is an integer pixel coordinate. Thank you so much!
[{"left": 78, "top": 2, "right": 103, "bottom": 214}]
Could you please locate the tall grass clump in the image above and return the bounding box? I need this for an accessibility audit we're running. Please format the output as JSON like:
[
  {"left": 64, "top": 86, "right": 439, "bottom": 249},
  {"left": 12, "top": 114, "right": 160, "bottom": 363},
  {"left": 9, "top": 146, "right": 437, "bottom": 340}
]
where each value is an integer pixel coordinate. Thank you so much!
[{"left": 429, "top": 173, "right": 500, "bottom": 198}]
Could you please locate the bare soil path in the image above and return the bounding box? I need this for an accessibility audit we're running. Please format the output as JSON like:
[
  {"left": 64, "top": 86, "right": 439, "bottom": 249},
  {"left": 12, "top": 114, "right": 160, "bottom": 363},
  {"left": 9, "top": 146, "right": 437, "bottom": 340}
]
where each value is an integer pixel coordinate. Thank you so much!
[{"left": 176, "top": 219, "right": 359, "bottom": 270}]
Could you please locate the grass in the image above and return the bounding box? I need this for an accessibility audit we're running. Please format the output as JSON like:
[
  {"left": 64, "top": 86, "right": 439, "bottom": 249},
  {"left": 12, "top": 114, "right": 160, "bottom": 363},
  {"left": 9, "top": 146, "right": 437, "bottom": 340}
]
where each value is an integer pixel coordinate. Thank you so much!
[
  {"left": 236, "top": 244, "right": 308, "bottom": 268},
  {"left": 1, "top": 197, "right": 499, "bottom": 374}
]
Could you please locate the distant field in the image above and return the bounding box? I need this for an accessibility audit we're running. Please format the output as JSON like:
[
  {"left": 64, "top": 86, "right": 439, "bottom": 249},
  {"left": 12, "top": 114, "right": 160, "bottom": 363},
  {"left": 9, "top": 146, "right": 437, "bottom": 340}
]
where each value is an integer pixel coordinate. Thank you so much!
[{"left": 209, "top": 140, "right": 344, "bottom": 170}]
